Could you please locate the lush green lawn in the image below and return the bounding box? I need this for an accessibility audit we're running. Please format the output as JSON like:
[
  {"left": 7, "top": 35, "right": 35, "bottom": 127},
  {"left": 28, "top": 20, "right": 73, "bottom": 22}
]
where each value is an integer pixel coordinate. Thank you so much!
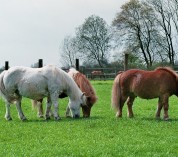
[{"left": 0, "top": 80, "right": 178, "bottom": 157}]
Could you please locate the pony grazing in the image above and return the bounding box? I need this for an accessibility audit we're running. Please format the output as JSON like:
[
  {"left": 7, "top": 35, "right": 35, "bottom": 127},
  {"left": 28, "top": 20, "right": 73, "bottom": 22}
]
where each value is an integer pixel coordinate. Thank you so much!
[
  {"left": 67, "top": 68, "right": 97, "bottom": 117},
  {"left": 32, "top": 68, "right": 97, "bottom": 118},
  {"left": 111, "top": 67, "right": 178, "bottom": 120},
  {"left": 0, "top": 65, "right": 86, "bottom": 121}
]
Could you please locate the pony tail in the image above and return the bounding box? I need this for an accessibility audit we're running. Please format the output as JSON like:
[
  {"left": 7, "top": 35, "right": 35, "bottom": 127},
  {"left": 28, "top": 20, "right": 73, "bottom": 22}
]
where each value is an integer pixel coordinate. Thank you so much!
[
  {"left": 0, "top": 71, "right": 7, "bottom": 97},
  {"left": 31, "top": 100, "right": 38, "bottom": 110},
  {"left": 111, "top": 73, "right": 122, "bottom": 110}
]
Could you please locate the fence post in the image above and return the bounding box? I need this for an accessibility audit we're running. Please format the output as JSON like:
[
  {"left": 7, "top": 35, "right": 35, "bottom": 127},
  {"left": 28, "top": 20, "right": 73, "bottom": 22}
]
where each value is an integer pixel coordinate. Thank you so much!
[
  {"left": 76, "top": 59, "right": 79, "bottom": 71},
  {"left": 38, "top": 59, "right": 43, "bottom": 68},
  {"left": 5, "top": 61, "right": 9, "bottom": 70},
  {"left": 124, "top": 53, "right": 129, "bottom": 71}
]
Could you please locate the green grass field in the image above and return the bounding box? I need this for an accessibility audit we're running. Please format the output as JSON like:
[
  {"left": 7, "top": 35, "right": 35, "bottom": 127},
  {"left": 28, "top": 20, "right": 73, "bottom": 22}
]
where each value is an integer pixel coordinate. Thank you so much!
[{"left": 0, "top": 80, "right": 178, "bottom": 157}]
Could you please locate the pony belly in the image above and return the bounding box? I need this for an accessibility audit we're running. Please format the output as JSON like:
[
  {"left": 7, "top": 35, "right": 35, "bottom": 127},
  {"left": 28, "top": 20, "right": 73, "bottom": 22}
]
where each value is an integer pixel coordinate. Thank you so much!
[
  {"left": 134, "top": 89, "right": 159, "bottom": 99},
  {"left": 20, "top": 90, "right": 48, "bottom": 100},
  {"left": 138, "top": 95, "right": 158, "bottom": 99},
  {"left": 18, "top": 86, "right": 48, "bottom": 100}
]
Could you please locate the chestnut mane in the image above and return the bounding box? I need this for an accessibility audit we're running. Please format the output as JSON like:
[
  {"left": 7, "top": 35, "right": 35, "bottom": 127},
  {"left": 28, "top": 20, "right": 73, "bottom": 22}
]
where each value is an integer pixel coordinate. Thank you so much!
[
  {"left": 73, "top": 72, "right": 97, "bottom": 104},
  {"left": 155, "top": 67, "right": 178, "bottom": 79}
]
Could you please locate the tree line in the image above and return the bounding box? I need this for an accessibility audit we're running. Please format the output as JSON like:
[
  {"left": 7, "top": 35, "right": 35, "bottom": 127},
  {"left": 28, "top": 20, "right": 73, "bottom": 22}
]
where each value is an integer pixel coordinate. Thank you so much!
[{"left": 59, "top": 0, "right": 178, "bottom": 69}]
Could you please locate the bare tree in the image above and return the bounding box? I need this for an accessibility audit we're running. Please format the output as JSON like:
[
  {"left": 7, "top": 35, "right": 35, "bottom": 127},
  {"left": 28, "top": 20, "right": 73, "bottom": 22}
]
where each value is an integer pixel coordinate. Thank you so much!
[
  {"left": 113, "top": 0, "right": 162, "bottom": 69},
  {"left": 148, "top": 0, "right": 176, "bottom": 65},
  {"left": 167, "top": 0, "right": 178, "bottom": 35},
  {"left": 59, "top": 36, "right": 79, "bottom": 67},
  {"left": 75, "top": 15, "right": 113, "bottom": 68}
]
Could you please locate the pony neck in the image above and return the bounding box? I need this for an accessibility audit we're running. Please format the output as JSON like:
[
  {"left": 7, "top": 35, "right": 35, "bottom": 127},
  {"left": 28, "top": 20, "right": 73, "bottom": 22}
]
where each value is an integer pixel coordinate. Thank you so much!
[
  {"left": 66, "top": 82, "right": 82, "bottom": 101},
  {"left": 62, "top": 72, "right": 82, "bottom": 100}
]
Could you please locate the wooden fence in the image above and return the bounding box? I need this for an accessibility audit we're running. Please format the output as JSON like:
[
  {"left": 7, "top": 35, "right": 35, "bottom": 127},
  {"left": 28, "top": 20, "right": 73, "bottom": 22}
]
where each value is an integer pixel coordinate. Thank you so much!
[{"left": 80, "top": 67, "right": 123, "bottom": 80}]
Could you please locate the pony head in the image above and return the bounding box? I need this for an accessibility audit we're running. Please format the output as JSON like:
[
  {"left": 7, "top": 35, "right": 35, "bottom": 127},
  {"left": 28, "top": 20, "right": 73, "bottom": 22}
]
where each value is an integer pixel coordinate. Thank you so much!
[
  {"left": 68, "top": 93, "right": 87, "bottom": 118},
  {"left": 68, "top": 69, "right": 98, "bottom": 118},
  {"left": 82, "top": 95, "right": 97, "bottom": 117}
]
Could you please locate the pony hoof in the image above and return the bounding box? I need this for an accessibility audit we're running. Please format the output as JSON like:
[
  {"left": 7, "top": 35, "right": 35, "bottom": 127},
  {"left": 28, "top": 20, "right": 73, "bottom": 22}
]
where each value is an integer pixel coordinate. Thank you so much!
[
  {"left": 128, "top": 115, "right": 134, "bottom": 118},
  {"left": 116, "top": 114, "right": 122, "bottom": 118},
  {"left": 164, "top": 117, "right": 169, "bottom": 121},
  {"left": 21, "top": 117, "right": 27, "bottom": 121},
  {"left": 66, "top": 116, "right": 71, "bottom": 118},
  {"left": 45, "top": 116, "right": 51, "bottom": 120},
  {"left": 54, "top": 117, "right": 61, "bottom": 121},
  {"left": 5, "top": 117, "right": 12, "bottom": 121},
  {"left": 73, "top": 115, "right": 80, "bottom": 118},
  {"left": 38, "top": 115, "right": 44, "bottom": 118},
  {"left": 155, "top": 116, "right": 161, "bottom": 120},
  {"left": 49, "top": 112, "right": 54, "bottom": 117},
  {"left": 83, "top": 115, "right": 89, "bottom": 118},
  {"left": 116, "top": 112, "right": 122, "bottom": 118},
  {"left": 65, "top": 114, "right": 71, "bottom": 118}
]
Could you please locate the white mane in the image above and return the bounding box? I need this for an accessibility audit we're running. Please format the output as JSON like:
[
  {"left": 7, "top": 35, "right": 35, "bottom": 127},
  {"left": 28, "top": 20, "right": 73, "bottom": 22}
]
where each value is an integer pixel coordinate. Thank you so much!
[
  {"left": 53, "top": 67, "right": 82, "bottom": 100},
  {"left": 68, "top": 68, "right": 78, "bottom": 78}
]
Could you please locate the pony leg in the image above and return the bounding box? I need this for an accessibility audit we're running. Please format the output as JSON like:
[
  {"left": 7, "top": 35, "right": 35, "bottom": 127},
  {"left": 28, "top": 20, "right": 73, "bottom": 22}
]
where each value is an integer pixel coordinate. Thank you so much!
[
  {"left": 116, "top": 96, "right": 127, "bottom": 118},
  {"left": 37, "top": 100, "right": 44, "bottom": 118},
  {"left": 45, "top": 97, "right": 52, "bottom": 120},
  {"left": 52, "top": 100, "right": 61, "bottom": 120},
  {"left": 65, "top": 105, "right": 71, "bottom": 117},
  {"left": 163, "top": 96, "right": 169, "bottom": 120},
  {"left": 155, "top": 97, "right": 163, "bottom": 119},
  {"left": 126, "top": 96, "right": 135, "bottom": 118},
  {"left": 16, "top": 99, "right": 27, "bottom": 121},
  {"left": 31, "top": 99, "right": 44, "bottom": 118},
  {"left": 48, "top": 93, "right": 60, "bottom": 121},
  {"left": 156, "top": 95, "right": 169, "bottom": 120},
  {"left": 5, "top": 101, "right": 12, "bottom": 120}
]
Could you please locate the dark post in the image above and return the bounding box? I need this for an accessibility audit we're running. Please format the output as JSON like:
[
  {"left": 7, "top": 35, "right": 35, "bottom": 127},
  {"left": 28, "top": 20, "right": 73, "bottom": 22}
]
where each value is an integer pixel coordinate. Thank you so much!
[
  {"left": 5, "top": 61, "right": 9, "bottom": 70},
  {"left": 124, "top": 53, "right": 129, "bottom": 71},
  {"left": 38, "top": 59, "right": 43, "bottom": 68},
  {"left": 76, "top": 59, "right": 79, "bottom": 71}
]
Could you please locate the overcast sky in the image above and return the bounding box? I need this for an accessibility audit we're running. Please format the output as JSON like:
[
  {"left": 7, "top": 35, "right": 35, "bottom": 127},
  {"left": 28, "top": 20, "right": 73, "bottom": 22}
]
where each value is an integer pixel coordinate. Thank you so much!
[{"left": 0, "top": 0, "right": 128, "bottom": 67}]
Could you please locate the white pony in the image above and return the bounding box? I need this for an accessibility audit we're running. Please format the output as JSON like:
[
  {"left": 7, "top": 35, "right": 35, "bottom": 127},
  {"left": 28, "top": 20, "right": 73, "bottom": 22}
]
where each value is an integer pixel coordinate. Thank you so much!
[{"left": 0, "top": 65, "right": 86, "bottom": 121}]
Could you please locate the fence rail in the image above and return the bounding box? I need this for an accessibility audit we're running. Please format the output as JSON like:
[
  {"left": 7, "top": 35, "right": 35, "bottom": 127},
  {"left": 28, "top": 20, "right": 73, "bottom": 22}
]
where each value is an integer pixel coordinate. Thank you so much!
[{"left": 81, "top": 67, "right": 123, "bottom": 80}]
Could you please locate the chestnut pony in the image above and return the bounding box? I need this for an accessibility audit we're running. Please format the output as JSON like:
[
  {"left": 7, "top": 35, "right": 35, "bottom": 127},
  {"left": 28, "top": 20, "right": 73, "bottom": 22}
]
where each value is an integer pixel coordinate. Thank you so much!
[
  {"left": 32, "top": 68, "right": 97, "bottom": 118},
  {"left": 67, "top": 68, "right": 97, "bottom": 117},
  {"left": 112, "top": 67, "right": 178, "bottom": 120}
]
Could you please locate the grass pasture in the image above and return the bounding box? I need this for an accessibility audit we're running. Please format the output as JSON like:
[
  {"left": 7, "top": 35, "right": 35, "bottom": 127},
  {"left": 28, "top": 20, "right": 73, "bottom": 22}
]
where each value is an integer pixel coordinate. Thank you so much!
[{"left": 0, "top": 80, "right": 178, "bottom": 156}]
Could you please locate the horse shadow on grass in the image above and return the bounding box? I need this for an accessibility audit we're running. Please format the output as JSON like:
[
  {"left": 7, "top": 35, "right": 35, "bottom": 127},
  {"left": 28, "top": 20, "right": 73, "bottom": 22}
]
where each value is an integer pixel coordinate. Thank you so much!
[
  {"left": 141, "top": 117, "right": 178, "bottom": 122},
  {"left": 18, "top": 115, "right": 102, "bottom": 123}
]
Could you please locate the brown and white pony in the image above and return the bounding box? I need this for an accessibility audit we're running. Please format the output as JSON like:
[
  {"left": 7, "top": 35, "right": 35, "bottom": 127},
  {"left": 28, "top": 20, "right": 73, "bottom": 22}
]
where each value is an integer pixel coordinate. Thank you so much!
[
  {"left": 112, "top": 67, "right": 178, "bottom": 120},
  {"left": 32, "top": 68, "right": 97, "bottom": 118}
]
